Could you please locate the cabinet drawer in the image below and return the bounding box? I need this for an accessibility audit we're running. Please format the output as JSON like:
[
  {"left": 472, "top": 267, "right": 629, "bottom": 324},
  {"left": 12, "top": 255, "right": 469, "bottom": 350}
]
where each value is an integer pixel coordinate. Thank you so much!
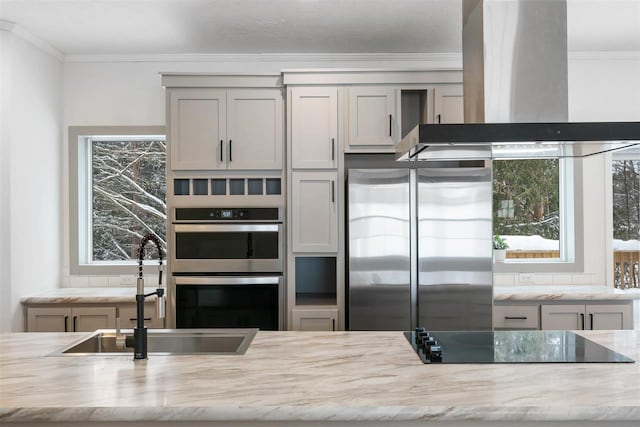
[
  {"left": 493, "top": 305, "right": 539, "bottom": 329},
  {"left": 118, "top": 304, "right": 163, "bottom": 329}
]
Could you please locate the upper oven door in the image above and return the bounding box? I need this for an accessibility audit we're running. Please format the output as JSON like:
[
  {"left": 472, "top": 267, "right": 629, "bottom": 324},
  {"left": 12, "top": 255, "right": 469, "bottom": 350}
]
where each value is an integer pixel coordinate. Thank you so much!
[{"left": 171, "top": 223, "right": 283, "bottom": 273}]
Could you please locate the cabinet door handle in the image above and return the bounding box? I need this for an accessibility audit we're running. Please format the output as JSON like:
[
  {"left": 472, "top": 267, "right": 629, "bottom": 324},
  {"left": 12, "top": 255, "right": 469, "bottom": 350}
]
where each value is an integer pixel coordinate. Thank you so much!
[
  {"left": 331, "top": 138, "right": 335, "bottom": 161},
  {"left": 331, "top": 180, "right": 335, "bottom": 203},
  {"left": 437, "top": 114, "right": 442, "bottom": 124},
  {"left": 589, "top": 313, "right": 594, "bottom": 330},
  {"left": 504, "top": 316, "right": 527, "bottom": 320},
  {"left": 64, "top": 316, "right": 69, "bottom": 332},
  {"left": 580, "top": 313, "right": 585, "bottom": 330},
  {"left": 229, "top": 140, "right": 232, "bottom": 162},
  {"left": 389, "top": 114, "right": 392, "bottom": 137},
  {"left": 332, "top": 318, "right": 336, "bottom": 331},
  {"left": 73, "top": 316, "right": 77, "bottom": 332},
  {"left": 219, "top": 140, "right": 223, "bottom": 162}
]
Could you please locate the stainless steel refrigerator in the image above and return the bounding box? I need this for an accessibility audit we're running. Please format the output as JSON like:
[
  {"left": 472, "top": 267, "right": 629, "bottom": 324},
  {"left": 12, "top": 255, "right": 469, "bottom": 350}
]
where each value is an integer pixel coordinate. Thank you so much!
[{"left": 346, "top": 155, "right": 493, "bottom": 331}]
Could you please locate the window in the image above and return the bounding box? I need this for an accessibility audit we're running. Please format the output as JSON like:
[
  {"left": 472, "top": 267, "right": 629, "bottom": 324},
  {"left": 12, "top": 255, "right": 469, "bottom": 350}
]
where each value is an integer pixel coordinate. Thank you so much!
[
  {"left": 611, "top": 149, "right": 639, "bottom": 289},
  {"left": 493, "top": 158, "right": 581, "bottom": 271},
  {"left": 70, "top": 126, "right": 166, "bottom": 274}
]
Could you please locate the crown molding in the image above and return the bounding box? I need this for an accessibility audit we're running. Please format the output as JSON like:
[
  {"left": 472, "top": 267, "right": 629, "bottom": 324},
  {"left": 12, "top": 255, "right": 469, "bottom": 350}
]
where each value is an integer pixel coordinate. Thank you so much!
[
  {"left": 0, "top": 20, "right": 64, "bottom": 61},
  {"left": 64, "top": 52, "right": 463, "bottom": 65}
]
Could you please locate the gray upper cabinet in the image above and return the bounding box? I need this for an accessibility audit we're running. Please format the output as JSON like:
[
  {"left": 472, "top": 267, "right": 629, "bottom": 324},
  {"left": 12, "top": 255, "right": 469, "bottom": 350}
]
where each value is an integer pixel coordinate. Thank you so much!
[
  {"left": 169, "top": 88, "right": 283, "bottom": 171},
  {"left": 433, "top": 85, "right": 464, "bottom": 124},
  {"left": 291, "top": 87, "right": 338, "bottom": 169},
  {"left": 347, "top": 86, "right": 397, "bottom": 148},
  {"left": 169, "top": 88, "right": 226, "bottom": 170}
]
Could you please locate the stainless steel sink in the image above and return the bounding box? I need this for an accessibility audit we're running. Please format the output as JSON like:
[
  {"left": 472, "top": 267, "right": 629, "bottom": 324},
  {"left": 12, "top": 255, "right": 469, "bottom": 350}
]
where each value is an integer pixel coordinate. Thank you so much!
[{"left": 52, "top": 328, "right": 257, "bottom": 356}]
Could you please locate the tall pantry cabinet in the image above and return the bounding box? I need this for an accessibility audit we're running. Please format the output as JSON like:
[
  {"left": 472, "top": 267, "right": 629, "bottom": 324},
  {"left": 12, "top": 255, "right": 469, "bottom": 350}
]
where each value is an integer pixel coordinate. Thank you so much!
[{"left": 287, "top": 84, "right": 342, "bottom": 331}]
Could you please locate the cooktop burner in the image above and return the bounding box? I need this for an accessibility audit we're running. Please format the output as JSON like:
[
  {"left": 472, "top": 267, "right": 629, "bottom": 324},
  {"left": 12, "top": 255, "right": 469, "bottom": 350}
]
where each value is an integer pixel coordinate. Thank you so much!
[{"left": 404, "top": 329, "right": 634, "bottom": 364}]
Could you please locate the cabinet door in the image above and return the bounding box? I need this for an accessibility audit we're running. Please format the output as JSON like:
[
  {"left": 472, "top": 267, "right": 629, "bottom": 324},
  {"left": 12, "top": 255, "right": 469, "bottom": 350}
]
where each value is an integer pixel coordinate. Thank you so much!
[
  {"left": 27, "top": 307, "right": 71, "bottom": 332},
  {"left": 71, "top": 307, "right": 116, "bottom": 332},
  {"left": 348, "top": 87, "right": 396, "bottom": 147},
  {"left": 291, "top": 87, "right": 338, "bottom": 169},
  {"left": 291, "top": 309, "right": 338, "bottom": 331},
  {"left": 227, "top": 89, "right": 283, "bottom": 170},
  {"left": 291, "top": 171, "right": 338, "bottom": 253},
  {"left": 434, "top": 86, "right": 464, "bottom": 124},
  {"left": 540, "top": 304, "right": 586, "bottom": 330},
  {"left": 169, "top": 88, "right": 227, "bottom": 170},
  {"left": 587, "top": 304, "right": 632, "bottom": 330},
  {"left": 118, "top": 304, "right": 163, "bottom": 329}
]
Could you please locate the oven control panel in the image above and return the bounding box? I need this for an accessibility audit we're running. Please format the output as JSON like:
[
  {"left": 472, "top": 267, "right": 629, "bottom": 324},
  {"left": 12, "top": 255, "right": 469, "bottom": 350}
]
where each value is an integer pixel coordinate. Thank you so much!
[{"left": 174, "top": 207, "right": 281, "bottom": 222}]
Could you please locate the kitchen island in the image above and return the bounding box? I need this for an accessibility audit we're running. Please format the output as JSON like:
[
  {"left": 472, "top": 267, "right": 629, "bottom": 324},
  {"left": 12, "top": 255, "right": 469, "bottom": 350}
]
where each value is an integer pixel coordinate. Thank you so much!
[{"left": 1, "top": 330, "right": 639, "bottom": 426}]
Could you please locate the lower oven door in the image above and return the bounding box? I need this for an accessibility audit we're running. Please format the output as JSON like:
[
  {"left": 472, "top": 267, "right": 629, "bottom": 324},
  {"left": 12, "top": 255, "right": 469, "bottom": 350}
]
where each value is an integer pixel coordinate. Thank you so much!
[{"left": 174, "top": 275, "right": 283, "bottom": 330}]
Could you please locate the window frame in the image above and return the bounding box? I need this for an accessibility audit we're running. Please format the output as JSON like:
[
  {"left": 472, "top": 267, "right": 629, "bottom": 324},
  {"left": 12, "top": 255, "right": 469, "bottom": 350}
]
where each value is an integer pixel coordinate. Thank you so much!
[
  {"left": 69, "top": 126, "right": 166, "bottom": 275},
  {"left": 493, "top": 157, "right": 585, "bottom": 273}
]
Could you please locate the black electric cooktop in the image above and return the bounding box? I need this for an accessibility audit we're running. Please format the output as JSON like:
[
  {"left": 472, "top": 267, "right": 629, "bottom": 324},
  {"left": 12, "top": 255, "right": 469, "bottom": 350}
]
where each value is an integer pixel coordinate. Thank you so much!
[{"left": 404, "top": 330, "right": 634, "bottom": 364}]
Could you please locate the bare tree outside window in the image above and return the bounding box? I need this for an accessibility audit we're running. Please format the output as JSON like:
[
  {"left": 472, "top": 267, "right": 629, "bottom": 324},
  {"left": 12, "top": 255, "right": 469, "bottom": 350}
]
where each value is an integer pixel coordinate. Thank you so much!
[{"left": 91, "top": 139, "right": 166, "bottom": 261}]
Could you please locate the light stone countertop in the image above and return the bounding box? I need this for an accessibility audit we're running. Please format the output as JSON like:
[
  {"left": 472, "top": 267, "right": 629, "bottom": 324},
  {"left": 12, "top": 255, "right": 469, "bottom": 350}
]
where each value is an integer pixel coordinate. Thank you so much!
[
  {"left": 20, "top": 288, "right": 160, "bottom": 304},
  {"left": 494, "top": 285, "right": 640, "bottom": 301},
  {"left": 21, "top": 286, "right": 640, "bottom": 305},
  {"left": 1, "top": 330, "right": 639, "bottom": 424}
]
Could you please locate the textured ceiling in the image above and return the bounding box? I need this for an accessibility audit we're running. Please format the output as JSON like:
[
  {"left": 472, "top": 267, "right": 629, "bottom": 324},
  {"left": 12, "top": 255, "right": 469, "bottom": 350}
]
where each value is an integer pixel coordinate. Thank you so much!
[{"left": 0, "top": 0, "right": 638, "bottom": 56}]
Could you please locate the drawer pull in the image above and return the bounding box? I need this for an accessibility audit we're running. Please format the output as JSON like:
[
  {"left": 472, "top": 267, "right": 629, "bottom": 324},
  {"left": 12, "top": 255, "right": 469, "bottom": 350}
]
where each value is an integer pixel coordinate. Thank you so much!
[
  {"left": 504, "top": 316, "right": 528, "bottom": 320},
  {"left": 129, "top": 318, "right": 152, "bottom": 321}
]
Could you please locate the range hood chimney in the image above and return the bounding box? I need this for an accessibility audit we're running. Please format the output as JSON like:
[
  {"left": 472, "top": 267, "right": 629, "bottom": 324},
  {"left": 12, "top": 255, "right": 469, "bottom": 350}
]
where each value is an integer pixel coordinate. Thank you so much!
[
  {"left": 397, "top": 0, "right": 640, "bottom": 161},
  {"left": 463, "top": 0, "right": 569, "bottom": 123}
]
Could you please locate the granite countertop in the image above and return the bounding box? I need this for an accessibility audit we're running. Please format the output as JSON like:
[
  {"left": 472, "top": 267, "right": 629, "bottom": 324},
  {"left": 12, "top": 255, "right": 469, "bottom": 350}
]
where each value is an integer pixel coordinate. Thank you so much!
[
  {"left": 494, "top": 285, "right": 640, "bottom": 301},
  {"left": 20, "top": 288, "right": 160, "bottom": 304},
  {"left": 1, "top": 330, "right": 639, "bottom": 424}
]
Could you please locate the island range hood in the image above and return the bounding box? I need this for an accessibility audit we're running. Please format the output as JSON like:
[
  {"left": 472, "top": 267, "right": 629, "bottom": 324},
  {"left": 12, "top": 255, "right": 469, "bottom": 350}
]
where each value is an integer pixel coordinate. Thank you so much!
[
  {"left": 397, "top": 0, "right": 640, "bottom": 162},
  {"left": 396, "top": 121, "right": 640, "bottom": 161}
]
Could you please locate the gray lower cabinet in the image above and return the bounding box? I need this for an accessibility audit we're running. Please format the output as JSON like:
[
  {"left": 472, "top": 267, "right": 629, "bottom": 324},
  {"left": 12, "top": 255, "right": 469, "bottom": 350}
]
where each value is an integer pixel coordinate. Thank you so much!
[
  {"left": 540, "top": 303, "right": 632, "bottom": 330},
  {"left": 26, "top": 307, "right": 116, "bottom": 332},
  {"left": 291, "top": 308, "right": 338, "bottom": 331},
  {"left": 25, "top": 303, "right": 163, "bottom": 332},
  {"left": 494, "top": 301, "right": 633, "bottom": 331}
]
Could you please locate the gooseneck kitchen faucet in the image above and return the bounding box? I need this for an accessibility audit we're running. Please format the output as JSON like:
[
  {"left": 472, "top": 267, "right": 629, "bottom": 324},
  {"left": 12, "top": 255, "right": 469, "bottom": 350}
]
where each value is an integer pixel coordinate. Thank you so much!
[{"left": 127, "top": 233, "right": 165, "bottom": 360}]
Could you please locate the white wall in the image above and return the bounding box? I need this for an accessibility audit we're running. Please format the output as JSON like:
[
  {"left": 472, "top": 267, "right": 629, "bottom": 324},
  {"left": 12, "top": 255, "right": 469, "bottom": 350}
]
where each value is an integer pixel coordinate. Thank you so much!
[
  {"left": 0, "top": 30, "right": 12, "bottom": 332},
  {"left": 570, "top": 53, "right": 640, "bottom": 287},
  {"left": 0, "top": 29, "right": 63, "bottom": 331}
]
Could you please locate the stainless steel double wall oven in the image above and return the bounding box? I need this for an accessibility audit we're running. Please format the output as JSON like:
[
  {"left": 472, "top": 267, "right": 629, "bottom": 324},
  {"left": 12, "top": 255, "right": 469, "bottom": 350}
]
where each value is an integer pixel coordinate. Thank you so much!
[{"left": 170, "top": 207, "right": 284, "bottom": 330}]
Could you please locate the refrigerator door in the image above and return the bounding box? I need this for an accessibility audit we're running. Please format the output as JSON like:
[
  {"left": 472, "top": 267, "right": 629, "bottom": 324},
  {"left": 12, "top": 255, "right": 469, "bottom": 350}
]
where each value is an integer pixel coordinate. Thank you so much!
[
  {"left": 417, "top": 167, "right": 493, "bottom": 331},
  {"left": 348, "top": 169, "right": 411, "bottom": 330}
]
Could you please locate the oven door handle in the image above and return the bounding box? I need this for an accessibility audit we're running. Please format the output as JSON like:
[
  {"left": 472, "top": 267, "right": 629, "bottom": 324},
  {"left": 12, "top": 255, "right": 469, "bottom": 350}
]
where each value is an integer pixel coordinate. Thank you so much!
[
  {"left": 173, "top": 224, "right": 280, "bottom": 233},
  {"left": 175, "top": 276, "right": 282, "bottom": 286}
]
